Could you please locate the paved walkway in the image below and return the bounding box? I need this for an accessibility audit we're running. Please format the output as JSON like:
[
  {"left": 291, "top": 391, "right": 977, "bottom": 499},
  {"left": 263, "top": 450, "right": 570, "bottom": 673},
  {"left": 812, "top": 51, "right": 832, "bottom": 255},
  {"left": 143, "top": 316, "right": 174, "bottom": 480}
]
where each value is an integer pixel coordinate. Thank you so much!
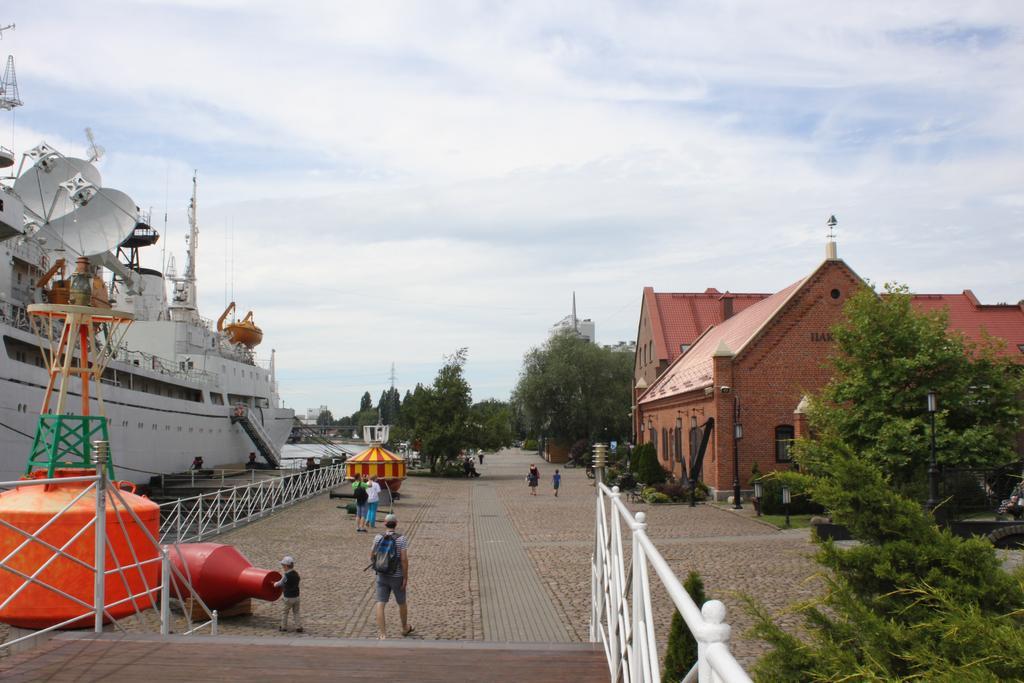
[
  {"left": 0, "top": 447, "right": 825, "bottom": 670},
  {"left": 472, "top": 476, "right": 571, "bottom": 642},
  {"left": 0, "top": 633, "right": 606, "bottom": 682}
]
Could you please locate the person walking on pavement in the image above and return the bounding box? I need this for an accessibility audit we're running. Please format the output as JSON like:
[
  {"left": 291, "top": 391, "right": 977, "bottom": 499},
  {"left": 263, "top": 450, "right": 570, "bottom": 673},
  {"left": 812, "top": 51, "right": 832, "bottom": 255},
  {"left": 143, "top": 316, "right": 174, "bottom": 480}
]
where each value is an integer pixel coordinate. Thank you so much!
[
  {"left": 275, "top": 555, "right": 303, "bottom": 633},
  {"left": 552, "top": 469, "right": 561, "bottom": 497},
  {"left": 366, "top": 475, "right": 382, "bottom": 528},
  {"left": 527, "top": 464, "right": 540, "bottom": 496},
  {"left": 371, "top": 513, "right": 412, "bottom": 639},
  {"left": 353, "top": 474, "right": 369, "bottom": 533}
]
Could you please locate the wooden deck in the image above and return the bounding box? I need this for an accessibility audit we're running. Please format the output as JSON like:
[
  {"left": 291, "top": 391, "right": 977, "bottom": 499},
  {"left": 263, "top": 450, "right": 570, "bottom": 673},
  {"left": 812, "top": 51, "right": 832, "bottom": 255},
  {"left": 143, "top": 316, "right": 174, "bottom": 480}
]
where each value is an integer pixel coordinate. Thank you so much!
[{"left": 0, "top": 633, "right": 608, "bottom": 682}]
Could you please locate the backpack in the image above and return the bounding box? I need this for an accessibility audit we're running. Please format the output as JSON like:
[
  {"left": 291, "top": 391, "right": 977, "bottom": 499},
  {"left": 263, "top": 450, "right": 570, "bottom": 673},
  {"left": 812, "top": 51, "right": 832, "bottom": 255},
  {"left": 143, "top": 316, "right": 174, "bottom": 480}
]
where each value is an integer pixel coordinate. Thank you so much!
[
  {"left": 372, "top": 533, "right": 402, "bottom": 574},
  {"left": 354, "top": 484, "right": 368, "bottom": 503}
]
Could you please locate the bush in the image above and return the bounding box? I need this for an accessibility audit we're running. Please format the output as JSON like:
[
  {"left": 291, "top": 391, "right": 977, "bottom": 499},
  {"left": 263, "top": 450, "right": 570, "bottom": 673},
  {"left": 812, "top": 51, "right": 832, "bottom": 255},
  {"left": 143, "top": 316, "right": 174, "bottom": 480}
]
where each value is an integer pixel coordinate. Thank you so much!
[
  {"left": 633, "top": 443, "right": 667, "bottom": 485},
  {"left": 655, "top": 480, "right": 708, "bottom": 502},
  {"left": 643, "top": 489, "right": 671, "bottom": 504},
  {"left": 569, "top": 438, "right": 590, "bottom": 463},
  {"left": 522, "top": 438, "right": 538, "bottom": 451},
  {"left": 613, "top": 471, "right": 637, "bottom": 491},
  {"left": 663, "top": 572, "right": 706, "bottom": 682},
  {"left": 758, "top": 477, "right": 824, "bottom": 515}
]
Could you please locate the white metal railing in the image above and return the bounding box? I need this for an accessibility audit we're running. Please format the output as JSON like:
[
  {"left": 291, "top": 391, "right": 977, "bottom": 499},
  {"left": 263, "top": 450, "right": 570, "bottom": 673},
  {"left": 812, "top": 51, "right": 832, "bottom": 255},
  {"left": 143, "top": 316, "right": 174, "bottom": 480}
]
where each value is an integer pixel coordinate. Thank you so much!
[
  {"left": 159, "top": 463, "right": 346, "bottom": 543},
  {"left": 592, "top": 482, "right": 752, "bottom": 683},
  {"left": 0, "top": 446, "right": 222, "bottom": 653}
]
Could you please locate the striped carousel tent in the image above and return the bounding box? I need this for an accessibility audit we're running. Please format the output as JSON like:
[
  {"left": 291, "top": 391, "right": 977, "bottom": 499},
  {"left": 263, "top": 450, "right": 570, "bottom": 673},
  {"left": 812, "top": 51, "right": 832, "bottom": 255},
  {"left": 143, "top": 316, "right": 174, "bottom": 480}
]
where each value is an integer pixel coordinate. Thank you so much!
[{"left": 345, "top": 445, "right": 407, "bottom": 492}]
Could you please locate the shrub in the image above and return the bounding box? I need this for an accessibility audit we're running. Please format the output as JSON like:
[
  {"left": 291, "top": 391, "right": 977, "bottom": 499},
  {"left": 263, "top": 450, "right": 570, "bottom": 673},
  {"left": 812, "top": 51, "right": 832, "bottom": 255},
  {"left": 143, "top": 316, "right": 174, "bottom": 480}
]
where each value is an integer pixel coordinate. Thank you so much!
[
  {"left": 663, "top": 571, "right": 706, "bottom": 682},
  {"left": 758, "top": 477, "right": 824, "bottom": 516},
  {"left": 644, "top": 490, "right": 671, "bottom": 504},
  {"left": 614, "top": 471, "right": 637, "bottom": 491},
  {"left": 569, "top": 438, "right": 590, "bottom": 463},
  {"left": 523, "top": 438, "right": 538, "bottom": 451},
  {"left": 634, "top": 443, "right": 667, "bottom": 485},
  {"left": 655, "top": 480, "right": 709, "bottom": 502}
]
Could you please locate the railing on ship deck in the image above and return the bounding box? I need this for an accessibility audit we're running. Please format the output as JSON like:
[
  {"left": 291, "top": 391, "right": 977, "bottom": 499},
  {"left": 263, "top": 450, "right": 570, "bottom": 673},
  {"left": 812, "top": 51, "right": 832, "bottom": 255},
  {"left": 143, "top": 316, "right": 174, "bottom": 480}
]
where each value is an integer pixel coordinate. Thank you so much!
[
  {"left": 159, "top": 463, "right": 347, "bottom": 544},
  {"left": 0, "top": 445, "right": 220, "bottom": 653},
  {"left": 592, "top": 482, "right": 752, "bottom": 683}
]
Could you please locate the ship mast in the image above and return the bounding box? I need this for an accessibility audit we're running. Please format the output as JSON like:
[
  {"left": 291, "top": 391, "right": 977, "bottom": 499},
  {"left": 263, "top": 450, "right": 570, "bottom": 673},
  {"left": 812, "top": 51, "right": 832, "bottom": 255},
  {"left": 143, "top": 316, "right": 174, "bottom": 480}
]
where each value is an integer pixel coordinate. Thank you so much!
[{"left": 168, "top": 172, "right": 201, "bottom": 324}]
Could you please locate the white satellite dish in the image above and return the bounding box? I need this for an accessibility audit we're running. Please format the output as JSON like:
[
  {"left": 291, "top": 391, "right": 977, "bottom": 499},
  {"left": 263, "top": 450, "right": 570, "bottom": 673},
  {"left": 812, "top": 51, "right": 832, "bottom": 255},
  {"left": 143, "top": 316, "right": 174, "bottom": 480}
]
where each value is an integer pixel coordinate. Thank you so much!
[
  {"left": 13, "top": 156, "right": 102, "bottom": 224},
  {"left": 37, "top": 188, "right": 137, "bottom": 257}
]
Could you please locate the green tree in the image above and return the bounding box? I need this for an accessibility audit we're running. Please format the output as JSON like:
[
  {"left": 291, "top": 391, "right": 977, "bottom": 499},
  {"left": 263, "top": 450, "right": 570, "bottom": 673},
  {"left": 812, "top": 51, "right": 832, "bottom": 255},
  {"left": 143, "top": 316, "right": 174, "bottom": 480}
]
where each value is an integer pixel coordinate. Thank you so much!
[
  {"left": 414, "top": 349, "right": 473, "bottom": 474},
  {"left": 359, "top": 391, "right": 372, "bottom": 413},
  {"left": 315, "top": 409, "right": 334, "bottom": 426},
  {"left": 804, "top": 283, "right": 1024, "bottom": 489},
  {"left": 469, "top": 399, "right": 514, "bottom": 452},
  {"left": 632, "top": 442, "right": 666, "bottom": 484},
  {"left": 663, "top": 571, "right": 706, "bottom": 683},
  {"left": 747, "top": 447, "right": 1024, "bottom": 682},
  {"left": 512, "top": 330, "right": 633, "bottom": 447}
]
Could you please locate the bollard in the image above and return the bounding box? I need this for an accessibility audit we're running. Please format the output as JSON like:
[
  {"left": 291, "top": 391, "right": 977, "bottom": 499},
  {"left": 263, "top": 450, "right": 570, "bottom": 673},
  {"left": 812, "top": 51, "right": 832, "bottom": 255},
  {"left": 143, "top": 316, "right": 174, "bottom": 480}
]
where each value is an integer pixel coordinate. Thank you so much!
[{"left": 93, "top": 440, "right": 109, "bottom": 633}]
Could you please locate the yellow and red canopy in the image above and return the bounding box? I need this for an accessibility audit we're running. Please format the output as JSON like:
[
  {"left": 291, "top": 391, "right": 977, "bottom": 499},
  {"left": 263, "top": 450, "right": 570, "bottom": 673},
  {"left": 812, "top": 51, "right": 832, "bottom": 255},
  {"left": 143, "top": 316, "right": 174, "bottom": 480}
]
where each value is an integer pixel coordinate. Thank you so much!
[{"left": 345, "top": 446, "right": 406, "bottom": 483}]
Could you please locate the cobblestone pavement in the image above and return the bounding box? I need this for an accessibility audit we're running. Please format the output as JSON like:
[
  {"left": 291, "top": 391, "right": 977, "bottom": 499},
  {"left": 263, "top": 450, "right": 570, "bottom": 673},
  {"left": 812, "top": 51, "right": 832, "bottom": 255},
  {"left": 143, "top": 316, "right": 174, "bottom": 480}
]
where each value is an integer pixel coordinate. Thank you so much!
[
  {"left": 491, "top": 449, "right": 820, "bottom": 667},
  {"left": 2, "top": 447, "right": 823, "bottom": 671}
]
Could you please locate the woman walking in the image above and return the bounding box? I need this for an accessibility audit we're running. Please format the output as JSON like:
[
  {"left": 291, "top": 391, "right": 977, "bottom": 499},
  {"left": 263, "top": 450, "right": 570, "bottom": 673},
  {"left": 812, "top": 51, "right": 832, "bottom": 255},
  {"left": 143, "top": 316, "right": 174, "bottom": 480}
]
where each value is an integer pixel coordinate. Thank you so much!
[
  {"left": 527, "top": 464, "right": 540, "bottom": 496},
  {"left": 367, "top": 475, "right": 382, "bottom": 528}
]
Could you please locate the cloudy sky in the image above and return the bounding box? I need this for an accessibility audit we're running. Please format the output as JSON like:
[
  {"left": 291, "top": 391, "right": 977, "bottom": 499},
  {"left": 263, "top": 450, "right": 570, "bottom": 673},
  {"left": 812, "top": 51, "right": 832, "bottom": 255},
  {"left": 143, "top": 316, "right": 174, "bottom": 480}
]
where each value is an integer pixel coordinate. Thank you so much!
[{"left": 3, "top": 1, "right": 1022, "bottom": 414}]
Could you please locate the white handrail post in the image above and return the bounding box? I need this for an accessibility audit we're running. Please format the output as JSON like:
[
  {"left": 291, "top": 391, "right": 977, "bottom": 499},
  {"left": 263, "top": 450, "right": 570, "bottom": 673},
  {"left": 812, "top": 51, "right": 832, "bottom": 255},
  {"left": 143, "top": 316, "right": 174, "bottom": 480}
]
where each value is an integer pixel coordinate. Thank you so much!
[
  {"left": 175, "top": 499, "right": 182, "bottom": 543},
  {"left": 211, "top": 609, "right": 219, "bottom": 635},
  {"left": 197, "top": 495, "right": 203, "bottom": 542},
  {"left": 630, "top": 511, "right": 646, "bottom": 683},
  {"left": 160, "top": 553, "right": 171, "bottom": 635},
  {"left": 697, "top": 602, "right": 732, "bottom": 683},
  {"left": 93, "top": 440, "right": 109, "bottom": 634}
]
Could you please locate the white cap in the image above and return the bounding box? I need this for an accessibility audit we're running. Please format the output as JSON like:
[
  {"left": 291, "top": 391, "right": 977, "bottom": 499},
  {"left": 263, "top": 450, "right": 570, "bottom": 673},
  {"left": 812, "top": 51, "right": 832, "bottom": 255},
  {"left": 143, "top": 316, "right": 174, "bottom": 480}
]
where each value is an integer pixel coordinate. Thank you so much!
[{"left": 281, "top": 555, "right": 294, "bottom": 566}]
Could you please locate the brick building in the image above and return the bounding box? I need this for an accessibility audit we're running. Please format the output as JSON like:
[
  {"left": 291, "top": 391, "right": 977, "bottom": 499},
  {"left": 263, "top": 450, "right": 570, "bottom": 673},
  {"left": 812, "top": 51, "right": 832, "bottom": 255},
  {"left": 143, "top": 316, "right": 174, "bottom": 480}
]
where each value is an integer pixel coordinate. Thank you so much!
[{"left": 632, "top": 245, "right": 1024, "bottom": 500}]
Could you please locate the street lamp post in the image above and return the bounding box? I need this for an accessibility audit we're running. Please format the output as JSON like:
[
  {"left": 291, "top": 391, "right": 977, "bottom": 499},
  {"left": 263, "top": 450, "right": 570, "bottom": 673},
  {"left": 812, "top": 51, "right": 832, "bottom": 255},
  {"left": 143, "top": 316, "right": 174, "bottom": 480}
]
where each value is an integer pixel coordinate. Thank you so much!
[
  {"left": 732, "top": 395, "right": 743, "bottom": 510},
  {"left": 782, "top": 485, "right": 792, "bottom": 528},
  {"left": 926, "top": 391, "right": 939, "bottom": 513}
]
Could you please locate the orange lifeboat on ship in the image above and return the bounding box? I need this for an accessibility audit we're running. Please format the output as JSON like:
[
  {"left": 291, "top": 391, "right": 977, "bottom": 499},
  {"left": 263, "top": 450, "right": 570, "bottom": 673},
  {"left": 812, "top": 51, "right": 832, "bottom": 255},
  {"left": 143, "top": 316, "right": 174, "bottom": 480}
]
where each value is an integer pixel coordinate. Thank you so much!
[{"left": 217, "top": 302, "right": 263, "bottom": 348}]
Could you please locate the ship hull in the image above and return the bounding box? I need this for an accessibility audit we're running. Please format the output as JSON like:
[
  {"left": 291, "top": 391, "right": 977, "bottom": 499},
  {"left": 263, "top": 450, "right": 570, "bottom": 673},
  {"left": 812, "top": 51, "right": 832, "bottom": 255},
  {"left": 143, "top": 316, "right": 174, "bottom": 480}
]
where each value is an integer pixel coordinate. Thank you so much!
[{"left": 0, "top": 325, "right": 293, "bottom": 483}]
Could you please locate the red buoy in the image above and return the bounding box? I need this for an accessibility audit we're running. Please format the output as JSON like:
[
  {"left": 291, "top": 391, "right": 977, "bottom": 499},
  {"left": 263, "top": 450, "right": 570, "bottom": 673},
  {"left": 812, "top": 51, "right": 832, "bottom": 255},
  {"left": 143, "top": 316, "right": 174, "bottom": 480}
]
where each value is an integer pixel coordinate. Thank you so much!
[{"left": 165, "top": 543, "right": 282, "bottom": 610}]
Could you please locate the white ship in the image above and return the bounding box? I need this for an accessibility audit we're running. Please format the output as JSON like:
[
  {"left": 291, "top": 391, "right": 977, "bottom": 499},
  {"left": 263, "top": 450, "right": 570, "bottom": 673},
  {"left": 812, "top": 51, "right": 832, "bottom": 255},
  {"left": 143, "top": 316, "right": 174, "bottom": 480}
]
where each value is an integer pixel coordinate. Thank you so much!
[{"left": 0, "top": 41, "right": 293, "bottom": 482}]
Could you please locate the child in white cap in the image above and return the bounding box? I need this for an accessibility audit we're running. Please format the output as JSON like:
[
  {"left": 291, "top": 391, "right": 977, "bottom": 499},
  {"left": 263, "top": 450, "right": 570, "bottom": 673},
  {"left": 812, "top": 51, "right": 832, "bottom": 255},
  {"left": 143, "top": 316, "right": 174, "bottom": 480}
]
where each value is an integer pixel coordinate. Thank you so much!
[{"left": 274, "top": 555, "right": 302, "bottom": 632}]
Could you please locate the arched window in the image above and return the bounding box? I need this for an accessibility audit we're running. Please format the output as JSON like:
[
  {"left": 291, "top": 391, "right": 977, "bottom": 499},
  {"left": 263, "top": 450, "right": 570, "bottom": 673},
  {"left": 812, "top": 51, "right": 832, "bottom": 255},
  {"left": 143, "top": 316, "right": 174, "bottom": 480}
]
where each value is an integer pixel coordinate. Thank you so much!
[{"left": 775, "top": 425, "right": 795, "bottom": 462}]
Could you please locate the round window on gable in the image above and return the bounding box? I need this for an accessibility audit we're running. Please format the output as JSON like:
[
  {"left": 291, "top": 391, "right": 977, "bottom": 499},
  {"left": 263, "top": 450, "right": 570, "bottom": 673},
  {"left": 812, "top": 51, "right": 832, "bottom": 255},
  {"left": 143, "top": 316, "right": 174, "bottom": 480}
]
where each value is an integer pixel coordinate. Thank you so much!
[{"left": 830, "top": 289, "right": 841, "bottom": 300}]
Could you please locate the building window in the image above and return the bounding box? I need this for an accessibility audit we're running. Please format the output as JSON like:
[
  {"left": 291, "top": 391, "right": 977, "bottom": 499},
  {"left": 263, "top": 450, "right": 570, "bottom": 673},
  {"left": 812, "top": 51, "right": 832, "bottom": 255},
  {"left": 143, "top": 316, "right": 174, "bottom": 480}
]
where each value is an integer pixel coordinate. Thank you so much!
[
  {"left": 775, "top": 425, "right": 795, "bottom": 462},
  {"left": 662, "top": 428, "right": 669, "bottom": 461},
  {"left": 649, "top": 427, "right": 657, "bottom": 454}
]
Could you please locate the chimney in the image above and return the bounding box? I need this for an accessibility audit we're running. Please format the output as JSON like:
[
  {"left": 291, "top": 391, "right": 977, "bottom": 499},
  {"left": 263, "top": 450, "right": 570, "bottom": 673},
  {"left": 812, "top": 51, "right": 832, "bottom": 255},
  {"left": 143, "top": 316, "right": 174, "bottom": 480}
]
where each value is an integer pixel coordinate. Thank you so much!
[{"left": 720, "top": 293, "right": 735, "bottom": 320}]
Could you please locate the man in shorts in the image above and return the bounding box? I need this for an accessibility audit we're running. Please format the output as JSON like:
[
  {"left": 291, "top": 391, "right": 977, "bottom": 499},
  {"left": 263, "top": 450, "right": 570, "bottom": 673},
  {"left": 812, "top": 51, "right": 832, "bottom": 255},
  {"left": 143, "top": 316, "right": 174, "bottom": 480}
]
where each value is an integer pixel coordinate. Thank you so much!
[{"left": 371, "top": 513, "right": 412, "bottom": 638}]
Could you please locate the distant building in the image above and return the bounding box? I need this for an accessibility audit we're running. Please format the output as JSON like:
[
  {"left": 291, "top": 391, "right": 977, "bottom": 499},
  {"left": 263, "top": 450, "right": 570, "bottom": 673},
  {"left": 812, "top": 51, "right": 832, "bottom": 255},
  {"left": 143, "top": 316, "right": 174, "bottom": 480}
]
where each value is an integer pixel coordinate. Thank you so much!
[
  {"left": 306, "top": 405, "right": 330, "bottom": 422},
  {"left": 604, "top": 340, "right": 636, "bottom": 353},
  {"left": 550, "top": 292, "right": 595, "bottom": 343}
]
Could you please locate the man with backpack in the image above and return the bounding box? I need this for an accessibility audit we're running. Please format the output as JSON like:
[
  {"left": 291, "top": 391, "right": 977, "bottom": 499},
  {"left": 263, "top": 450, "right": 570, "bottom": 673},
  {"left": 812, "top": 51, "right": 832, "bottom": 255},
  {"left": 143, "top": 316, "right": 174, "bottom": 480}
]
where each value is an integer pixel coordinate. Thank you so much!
[{"left": 370, "top": 513, "right": 412, "bottom": 639}]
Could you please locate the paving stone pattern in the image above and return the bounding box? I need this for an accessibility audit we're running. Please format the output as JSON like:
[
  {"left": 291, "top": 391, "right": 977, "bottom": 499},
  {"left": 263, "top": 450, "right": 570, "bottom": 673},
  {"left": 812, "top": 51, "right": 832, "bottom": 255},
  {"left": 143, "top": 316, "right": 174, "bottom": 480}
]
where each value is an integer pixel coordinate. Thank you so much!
[{"left": 2, "top": 448, "right": 826, "bottom": 671}]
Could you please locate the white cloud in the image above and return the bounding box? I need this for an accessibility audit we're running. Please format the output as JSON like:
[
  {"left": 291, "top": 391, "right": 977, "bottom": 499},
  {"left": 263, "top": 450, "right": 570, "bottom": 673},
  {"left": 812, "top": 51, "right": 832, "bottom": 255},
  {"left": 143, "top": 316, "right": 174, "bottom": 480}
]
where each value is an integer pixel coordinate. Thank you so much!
[{"left": 2, "top": 0, "right": 1023, "bottom": 412}]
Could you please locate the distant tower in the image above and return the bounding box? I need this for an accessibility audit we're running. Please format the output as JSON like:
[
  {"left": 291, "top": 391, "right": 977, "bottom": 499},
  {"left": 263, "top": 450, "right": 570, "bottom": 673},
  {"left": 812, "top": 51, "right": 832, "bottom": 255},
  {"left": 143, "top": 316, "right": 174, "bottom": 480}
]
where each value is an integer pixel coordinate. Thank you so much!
[
  {"left": 389, "top": 362, "right": 397, "bottom": 390},
  {"left": 572, "top": 291, "right": 578, "bottom": 334},
  {"left": 826, "top": 215, "right": 838, "bottom": 260}
]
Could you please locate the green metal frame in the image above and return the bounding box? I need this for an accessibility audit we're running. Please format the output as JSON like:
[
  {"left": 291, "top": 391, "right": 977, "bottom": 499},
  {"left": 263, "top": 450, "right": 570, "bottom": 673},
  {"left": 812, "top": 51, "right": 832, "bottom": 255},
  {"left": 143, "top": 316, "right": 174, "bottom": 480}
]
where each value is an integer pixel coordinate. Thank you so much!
[{"left": 25, "top": 414, "right": 114, "bottom": 478}]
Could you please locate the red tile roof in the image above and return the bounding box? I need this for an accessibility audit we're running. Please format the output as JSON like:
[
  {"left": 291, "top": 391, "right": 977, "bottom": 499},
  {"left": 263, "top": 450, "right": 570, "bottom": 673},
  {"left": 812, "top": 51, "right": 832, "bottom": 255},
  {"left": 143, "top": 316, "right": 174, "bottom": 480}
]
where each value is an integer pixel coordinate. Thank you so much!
[
  {"left": 646, "top": 287, "right": 770, "bottom": 364},
  {"left": 640, "top": 277, "right": 807, "bottom": 403},
  {"left": 911, "top": 290, "right": 1024, "bottom": 359}
]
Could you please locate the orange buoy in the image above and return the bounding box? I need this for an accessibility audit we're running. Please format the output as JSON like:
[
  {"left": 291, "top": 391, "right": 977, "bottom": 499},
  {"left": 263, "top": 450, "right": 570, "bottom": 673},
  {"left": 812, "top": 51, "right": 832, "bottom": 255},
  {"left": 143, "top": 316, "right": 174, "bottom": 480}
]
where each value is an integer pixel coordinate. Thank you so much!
[{"left": 0, "top": 470, "right": 161, "bottom": 629}]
